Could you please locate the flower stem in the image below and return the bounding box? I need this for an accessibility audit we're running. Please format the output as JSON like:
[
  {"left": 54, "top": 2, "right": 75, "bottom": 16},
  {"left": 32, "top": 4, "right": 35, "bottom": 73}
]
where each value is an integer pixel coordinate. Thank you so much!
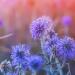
[
  {"left": 32, "top": 70, "right": 37, "bottom": 75},
  {"left": 67, "top": 63, "right": 71, "bottom": 75}
]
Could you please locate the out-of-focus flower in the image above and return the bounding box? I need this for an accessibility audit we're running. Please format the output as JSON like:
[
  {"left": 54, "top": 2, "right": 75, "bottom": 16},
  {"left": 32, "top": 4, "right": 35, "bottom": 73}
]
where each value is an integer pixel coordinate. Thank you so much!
[
  {"left": 0, "top": 60, "right": 12, "bottom": 73},
  {"left": 30, "top": 16, "right": 54, "bottom": 40},
  {"left": 57, "top": 36, "right": 75, "bottom": 61},
  {"left": 61, "top": 15, "right": 72, "bottom": 26},
  {"left": 11, "top": 44, "right": 31, "bottom": 69},
  {"left": 28, "top": 55, "right": 44, "bottom": 71}
]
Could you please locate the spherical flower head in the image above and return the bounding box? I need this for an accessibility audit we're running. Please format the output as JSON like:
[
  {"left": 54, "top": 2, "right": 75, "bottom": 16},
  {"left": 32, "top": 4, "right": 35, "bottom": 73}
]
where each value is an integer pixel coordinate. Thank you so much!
[
  {"left": 30, "top": 16, "right": 54, "bottom": 40},
  {"left": 28, "top": 55, "right": 44, "bottom": 71},
  {"left": 42, "top": 34, "right": 59, "bottom": 55},
  {"left": 11, "top": 44, "right": 31, "bottom": 69},
  {"left": 61, "top": 15, "right": 72, "bottom": 26},
  {"left": 57, "top": 36, "right": 75, "bottom": 61}
]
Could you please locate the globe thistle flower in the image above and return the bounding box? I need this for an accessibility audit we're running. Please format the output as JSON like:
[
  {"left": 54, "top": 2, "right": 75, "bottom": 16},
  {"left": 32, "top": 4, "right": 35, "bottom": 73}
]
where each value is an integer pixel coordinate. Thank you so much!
[
  {"left": 30, "top": 16, "right": 54, "bottom": 40},
  {"left": 42, "top": 34, "right": 59, "bottom": 55},
  {"left": 28, "top": 55, "right": 44, "bottom": 71},
  {"left": 57, "top": 36, "right": 75, "bottom": 61},
  {"left": 61, "top": 15, "right": 72, "bottom": 26},
  {"left": 11, "top": 44, "right": 31, "bottom": 69}
]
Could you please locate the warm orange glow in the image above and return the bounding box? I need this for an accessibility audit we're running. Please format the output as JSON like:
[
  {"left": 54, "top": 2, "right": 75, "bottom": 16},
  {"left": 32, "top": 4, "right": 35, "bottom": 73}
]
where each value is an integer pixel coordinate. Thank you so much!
[{"left": 0, "top": 0, "right": 75, "bottom": 39}]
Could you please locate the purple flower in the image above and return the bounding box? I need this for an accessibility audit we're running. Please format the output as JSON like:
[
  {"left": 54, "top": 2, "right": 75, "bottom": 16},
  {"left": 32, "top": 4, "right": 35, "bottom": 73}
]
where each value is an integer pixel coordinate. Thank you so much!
[
  {"left": 61, "top": 15, "right": 72, "bottom": 26},
  {"left": 42, "top": 31, "right": 59, "bottom": 55},
  {"left": 44, "top": 29, "right": 57, "bottom": 41},
  {"left": 28, "top": 55, "right": 44, "bottom": 71},
  {"left": 11, "top": 44, "right": 31, "bottom": 69},
  {"left": 57, "top": 36, "right": 75, "bottom": 61},
  {"left": 30, "top": 16, "right": 53, "bottom": 40}
]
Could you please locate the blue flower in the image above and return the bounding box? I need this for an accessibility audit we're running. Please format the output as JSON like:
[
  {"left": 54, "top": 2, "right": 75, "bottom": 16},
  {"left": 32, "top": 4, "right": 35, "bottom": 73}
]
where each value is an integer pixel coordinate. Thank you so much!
[
  {"left": 42, "top": 33, "right": 59, "bottom": 55},
  {"left": 57, "top": 36, "right": 75, "bottom": 61},
  {"left": 28, "top": 55, "right": 44, "bottom": 71},
  {"left": 61, "top": 15, "right": 72, "bottom": 26},
  {"left": 30, "top": 16, "right": 53, "bottom": 40},
  {"left": 43, "top": 29, "right": 58, "bottom": 41},
  {"left": 11, "top": 44, "right": 31, "bottom": 69}
]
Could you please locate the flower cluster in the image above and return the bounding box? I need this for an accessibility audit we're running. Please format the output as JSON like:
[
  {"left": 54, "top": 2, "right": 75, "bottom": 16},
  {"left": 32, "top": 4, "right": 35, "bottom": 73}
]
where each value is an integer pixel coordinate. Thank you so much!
[
  {"left": 10, "top": 44, "right": 44, "bottom": 74},
  {"left": 0, "top": 16, "right": 75, "bottom": 75},
  {"left": 30, "top": 16, "right": 75, "bottom": 62}
]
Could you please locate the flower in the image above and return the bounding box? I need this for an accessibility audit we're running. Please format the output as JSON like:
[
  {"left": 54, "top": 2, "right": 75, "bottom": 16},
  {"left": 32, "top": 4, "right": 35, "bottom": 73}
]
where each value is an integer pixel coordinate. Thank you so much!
[
  {"left": 42, "top": 33, "right": 59, "bottom": 55},
  {"left": 28, "top": 55, "right": 44, "bottom": 71},
  {"left": 30, "top": 16, "right": 53, "bottom": 39},
  {"left": 43, "top": 29, "right": 57, "bottom": 41},
  {"left": 61, "top": 15, "right": 72, "bottom": 26},
  {"left": 11, "top": 44, "right": 31, "bottom": 69},
  {"left": 57, "top": 36, "right": 75, "bottom": 61}
]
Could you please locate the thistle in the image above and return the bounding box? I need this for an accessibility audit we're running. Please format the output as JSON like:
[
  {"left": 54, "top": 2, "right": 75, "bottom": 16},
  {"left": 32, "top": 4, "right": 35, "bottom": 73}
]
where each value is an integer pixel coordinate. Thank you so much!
[
  {"left": 11, "top": 44, "right": 31, "bottom": 75},
  {"left": 30, "top": 16, "right": 53, "bottom": 40}
]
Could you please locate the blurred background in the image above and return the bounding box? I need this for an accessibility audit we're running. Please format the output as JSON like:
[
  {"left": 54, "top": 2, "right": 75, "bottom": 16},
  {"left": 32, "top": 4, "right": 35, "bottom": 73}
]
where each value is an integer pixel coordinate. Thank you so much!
[{"left": 0, "top": 0, "right": 75, "bottom": 74}]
